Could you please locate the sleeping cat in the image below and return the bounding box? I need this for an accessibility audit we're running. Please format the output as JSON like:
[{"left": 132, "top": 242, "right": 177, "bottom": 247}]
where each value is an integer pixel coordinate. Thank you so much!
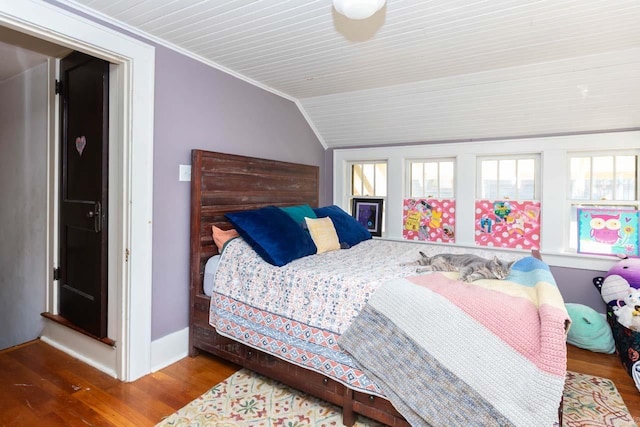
[{"left": 402, "top": 252, "right": 514, "bottom": 282}]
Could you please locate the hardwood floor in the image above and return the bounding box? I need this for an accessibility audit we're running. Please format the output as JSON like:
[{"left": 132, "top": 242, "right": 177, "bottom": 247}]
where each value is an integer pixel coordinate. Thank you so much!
[
  {"left": 566, "top": 343, "right": 640, "bottom": 421},
  {"left": 0, "top": 340, "right": 239, "bottom": 427},
  {"left": 1, "top": 340, "right": 638, "bottom": 426}
]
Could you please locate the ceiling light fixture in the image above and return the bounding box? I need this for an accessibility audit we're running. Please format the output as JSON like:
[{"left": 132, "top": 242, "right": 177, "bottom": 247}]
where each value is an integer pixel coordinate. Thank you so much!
[{"left": 333, "top": 0, "right": 386, "bottom": 20}]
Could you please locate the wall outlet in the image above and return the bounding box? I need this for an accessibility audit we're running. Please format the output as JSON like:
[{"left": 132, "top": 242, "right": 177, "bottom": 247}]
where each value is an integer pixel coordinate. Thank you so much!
[{"left": 179, "top": 164, "right": 191, "bottom": 182}]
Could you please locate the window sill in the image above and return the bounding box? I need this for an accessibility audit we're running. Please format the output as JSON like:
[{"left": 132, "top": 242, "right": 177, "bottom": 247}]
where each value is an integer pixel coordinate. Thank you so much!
[{"left": 377, "top": 236, "right": 619, "bottom": 272}]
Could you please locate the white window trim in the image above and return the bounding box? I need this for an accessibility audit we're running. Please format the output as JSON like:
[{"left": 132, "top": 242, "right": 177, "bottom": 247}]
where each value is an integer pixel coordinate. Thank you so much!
[
  {"left": 476, "top": 154, "right": 541, "bottom": 201},
  {"left": 405, "top": 157, "right": 456, "bottom": 198},
  {"left": 348, "top": 160, "right": 387, "bottom": 199},
  {"left": 566, "top": 150, "right": 640, "bottom": 202},
  {"left": 334, "top": 131, "right": 640, "bottom": 271}
]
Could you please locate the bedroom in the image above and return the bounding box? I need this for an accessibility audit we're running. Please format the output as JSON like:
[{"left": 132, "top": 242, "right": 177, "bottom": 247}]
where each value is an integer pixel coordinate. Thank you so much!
[{"left": 1, "top": 0, "right": 639, "bottom": 424}]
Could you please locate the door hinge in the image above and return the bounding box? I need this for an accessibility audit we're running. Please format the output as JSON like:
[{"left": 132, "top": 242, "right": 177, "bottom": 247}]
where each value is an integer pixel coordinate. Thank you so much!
[
  {"left": 53, "top": 267, "right": 61, "bottom": 281},
  {"left": 55, "top": 80, "right": 63, "bottom": 95}
]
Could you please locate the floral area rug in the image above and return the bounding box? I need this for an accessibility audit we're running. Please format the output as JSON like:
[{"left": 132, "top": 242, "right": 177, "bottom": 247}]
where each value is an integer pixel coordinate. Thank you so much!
[
  {"left": 562, "top": 371, "right": 636, "bottom": 427},
  {"left": 156, "top": 369, "right": 637, "bottom": 427}
]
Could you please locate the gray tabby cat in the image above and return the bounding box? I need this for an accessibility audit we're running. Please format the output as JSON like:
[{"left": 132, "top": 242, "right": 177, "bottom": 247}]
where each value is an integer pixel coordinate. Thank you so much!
[{"left": 403, "top": 252, "right": 514, "bottom": 282}]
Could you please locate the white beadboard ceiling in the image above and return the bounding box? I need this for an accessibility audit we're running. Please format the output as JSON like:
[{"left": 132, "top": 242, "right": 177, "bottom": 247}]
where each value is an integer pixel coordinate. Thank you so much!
[{"left": 63, "top": 0, "right": 640, "bottom": 148}]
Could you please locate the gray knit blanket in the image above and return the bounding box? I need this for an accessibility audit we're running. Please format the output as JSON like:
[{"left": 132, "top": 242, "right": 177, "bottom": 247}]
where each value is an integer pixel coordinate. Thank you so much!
[{"left": 339, "top": 256, "right": 570, "bottom": 427}]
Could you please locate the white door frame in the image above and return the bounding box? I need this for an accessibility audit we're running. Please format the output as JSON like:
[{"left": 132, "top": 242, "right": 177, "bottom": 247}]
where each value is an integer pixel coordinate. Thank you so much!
[{"left": 0, "top": 0, "right": 155, "bottom": 381}]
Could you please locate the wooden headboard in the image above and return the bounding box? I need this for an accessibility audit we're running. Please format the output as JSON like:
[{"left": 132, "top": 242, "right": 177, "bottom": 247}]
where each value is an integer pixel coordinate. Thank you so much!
[{"left": 189, "top": 150, "right": 320, "bottom": 296}]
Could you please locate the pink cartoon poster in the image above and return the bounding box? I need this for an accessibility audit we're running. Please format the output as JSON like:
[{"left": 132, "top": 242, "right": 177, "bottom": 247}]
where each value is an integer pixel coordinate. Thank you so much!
[
  {"left": 402, "top": 198, "right": 456, "bottom": 243},
  {"left": 475, "top": 200, "right": 541, "bottom": 250},
  {"left": 577, "top": 208, "right": 639, "bottom": 256}
]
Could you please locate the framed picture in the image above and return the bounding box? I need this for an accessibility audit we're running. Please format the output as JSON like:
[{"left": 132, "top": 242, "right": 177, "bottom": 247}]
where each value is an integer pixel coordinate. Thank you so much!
[
  {"left": 577, "top": 208, "right": 639, "bottom": 256},
  {"left": 352, "top": 198, "right": 383, "bottom": 237}
]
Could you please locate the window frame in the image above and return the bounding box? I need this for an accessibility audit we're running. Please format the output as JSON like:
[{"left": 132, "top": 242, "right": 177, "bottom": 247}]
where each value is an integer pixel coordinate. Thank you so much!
[
  {"left": 348, "top": 160, "right": 388, "bottom": 198},
  {"left": 567, "top": 151, "right": 639, "bottom": 202},
  {"left": 405, "top": 157, "right": 456, "bottom": 199},
  {"left": 476, "top": 154, "right": 541, "bottom": 201}
]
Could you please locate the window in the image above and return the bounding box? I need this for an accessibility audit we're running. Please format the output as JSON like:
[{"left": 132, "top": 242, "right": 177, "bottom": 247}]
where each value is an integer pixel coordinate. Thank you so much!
[
  {"left": 475, "top": 155, "right": 540, "bottom": 250},
  {"left": 409, "top": 159, "right": 454, "bottom": 198},
  {"left": 478, "top": 156, "right": 538, "bottom": 200},
  {"left": 350, "top": 162, "right": 387, "bottom": 197},
  {"left": 349, "top": 161, "right": 387, "bottom": 234},
  {"left": 569, "top": 155, "right": 637, "bottom": 201},
  {"left": 568, "top": 153, "right": 639, "bottom": 249}
]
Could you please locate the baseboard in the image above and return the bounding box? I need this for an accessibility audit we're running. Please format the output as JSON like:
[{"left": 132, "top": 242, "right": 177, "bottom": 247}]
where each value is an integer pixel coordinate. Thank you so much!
[
  {"left": 40, "top": 319, "right": 118, "bottom": 378},
  {"left": 41, "top": 320, "right": 189, "bottom": 378},
  {"left": 150, "top": 327, "right": 189, "bottom": 372}
]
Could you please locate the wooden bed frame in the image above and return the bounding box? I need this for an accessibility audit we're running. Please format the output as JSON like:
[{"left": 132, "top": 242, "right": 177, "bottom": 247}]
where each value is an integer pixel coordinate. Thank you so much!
[{"left": 188, "top": 149, "right": 410, "bottom": 426}]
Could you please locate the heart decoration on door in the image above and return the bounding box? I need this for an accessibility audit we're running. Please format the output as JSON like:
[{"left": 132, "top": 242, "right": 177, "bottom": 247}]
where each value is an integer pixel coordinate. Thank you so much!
[{"left": 75, "top": 136, "right": 87, "bottom": 156}]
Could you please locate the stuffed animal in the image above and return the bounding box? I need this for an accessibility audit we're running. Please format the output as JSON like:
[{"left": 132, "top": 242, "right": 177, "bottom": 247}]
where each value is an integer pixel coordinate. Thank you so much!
[
  {"left": 594, "top": 254, "right": 640, "bottom": 306},
  {"left": 565, "top": 303, "right": 615, "bottom": 353},
  {"left": 632, "top": 312, "right": 640, "bottom": 332},
  {"left": 613, "top": 289, "right": 640, "bottom": 330},
  {"left": 606, "top": 254, "right": 640, "bottom": 289}
]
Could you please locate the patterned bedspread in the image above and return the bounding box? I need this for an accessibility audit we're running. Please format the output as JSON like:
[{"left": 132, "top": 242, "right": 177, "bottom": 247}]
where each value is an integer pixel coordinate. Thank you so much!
[
  {"left": 209, "top": 237, "right": 524, "bottom": 395},
  {"left": 339, "top": 256, "right": 570, "bottom": 427}
]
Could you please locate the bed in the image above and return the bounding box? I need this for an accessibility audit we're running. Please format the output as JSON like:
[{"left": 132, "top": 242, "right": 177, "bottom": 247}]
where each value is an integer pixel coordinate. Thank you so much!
[{"left": 189, "top": 149, "right": 569, "bottom": 426}]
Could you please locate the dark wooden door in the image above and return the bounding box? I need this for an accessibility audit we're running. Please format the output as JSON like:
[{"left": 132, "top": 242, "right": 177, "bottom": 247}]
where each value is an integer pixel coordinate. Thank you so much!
[{"left": 58, "top": 51, "right": 109, "bottom": 338}]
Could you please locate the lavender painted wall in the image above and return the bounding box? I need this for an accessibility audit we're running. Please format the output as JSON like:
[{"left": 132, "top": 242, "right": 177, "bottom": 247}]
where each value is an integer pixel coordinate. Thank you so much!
[
  {"left": 551, "top": 266, "right": 608, "bottom": 312},
  {"left": 151, "top": 47, "right": 326, "bottom": 339}
]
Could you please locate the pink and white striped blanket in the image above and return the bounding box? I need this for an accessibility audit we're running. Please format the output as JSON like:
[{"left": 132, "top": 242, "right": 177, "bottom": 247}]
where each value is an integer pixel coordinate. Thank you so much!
[{"left": 339, "top": 256, "right": 570, "bottom": 427}]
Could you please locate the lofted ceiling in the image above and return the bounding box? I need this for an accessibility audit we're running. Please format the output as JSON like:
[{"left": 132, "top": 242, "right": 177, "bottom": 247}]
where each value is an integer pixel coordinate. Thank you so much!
[{"left": 62, "top": 0, "right": 640, "bottom": 148}]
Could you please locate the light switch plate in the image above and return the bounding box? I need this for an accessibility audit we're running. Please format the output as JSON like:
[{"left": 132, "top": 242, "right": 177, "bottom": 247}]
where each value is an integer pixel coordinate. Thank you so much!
[{"left": 179, "top": 164, "right": 191, "bottom": 182}]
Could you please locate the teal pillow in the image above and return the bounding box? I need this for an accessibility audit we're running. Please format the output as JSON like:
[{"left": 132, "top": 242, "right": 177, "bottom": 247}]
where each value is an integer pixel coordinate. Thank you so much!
[
  {"left": 280, "top": 204, "right": 317, "bottom": 227},
  {"left": 565, "top": 303, "right": 615, "bottom": 354}
]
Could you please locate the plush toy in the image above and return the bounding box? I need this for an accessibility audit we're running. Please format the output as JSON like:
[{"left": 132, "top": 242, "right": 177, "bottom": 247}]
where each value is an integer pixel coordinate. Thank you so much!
[
  {"left": 565, "top": 303, "right": 615, "bottom": 353},
  {"left": 606, "top": 254, "right": 640, "bottom": 289},
  {"left": 596, "top": 256, "right": 640, "bottom": 392},
  {"left": 613, "top": 289, "right": 640, "bottom": 330},
  {"left": 594, "top": 254, "right": 640, "bottom": 306},
  {"left": 632, "top": 314, "right": 640, "bottom": 332}
]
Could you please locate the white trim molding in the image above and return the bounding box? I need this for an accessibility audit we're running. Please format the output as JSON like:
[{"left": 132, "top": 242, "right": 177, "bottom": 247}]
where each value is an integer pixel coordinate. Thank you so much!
[{"left": 41, "top": 321, "right": 118, "bottom": 378}]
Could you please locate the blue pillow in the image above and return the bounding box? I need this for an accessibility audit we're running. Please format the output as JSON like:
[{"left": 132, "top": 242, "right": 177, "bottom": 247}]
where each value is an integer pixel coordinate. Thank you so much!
[
  {"left": 313, "top": 205, "right": 372, "bottom": 248},
  {"left": 226, "top": 206, "right": 317, "bottom": 267},
  {"left": 280, "top": 204, "right": 317, "bottom": 227}
]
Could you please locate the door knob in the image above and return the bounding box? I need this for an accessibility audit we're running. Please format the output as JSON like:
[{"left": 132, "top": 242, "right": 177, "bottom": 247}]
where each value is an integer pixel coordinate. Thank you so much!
[{"left": 87, "top": 201, "right": 102, "bottom": 232}]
